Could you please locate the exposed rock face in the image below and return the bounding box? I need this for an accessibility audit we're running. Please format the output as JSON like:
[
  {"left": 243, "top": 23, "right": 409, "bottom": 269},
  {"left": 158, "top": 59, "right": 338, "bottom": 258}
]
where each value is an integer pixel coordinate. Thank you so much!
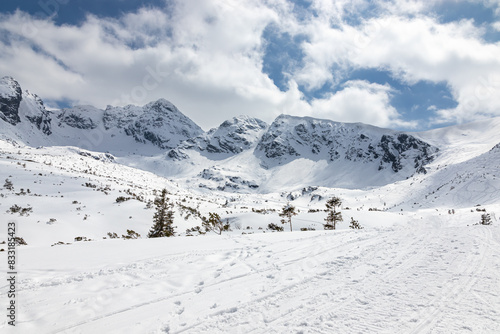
[
  {"left": 57, "top": 106, "right": 100, "bottom": 130},
  {"left": 0, "top": 76, "right": 22, "bottom": 125},
  {"left": 23, "top": 91, "right": 52, "bottom": 135},
  {"left": 103, "top": 99, "right": 204, "bottom": 149},
  {"left": 0, "top": 76, "right": 445, "bottom": 192},
  {"left": 198, "top": 167, "right": 259, "bottom": 191},
  {"left": 168, "top": 115, "right": 267, "bottom": 160},
  {"left": 255, "top": 115, "right": 438, "bottom": 174},
  {"left": 0, "top": 76, "right": 52, "bottom": 134},
  {"left": 377, "top": 134, "right": 435, "bottom": 173}
]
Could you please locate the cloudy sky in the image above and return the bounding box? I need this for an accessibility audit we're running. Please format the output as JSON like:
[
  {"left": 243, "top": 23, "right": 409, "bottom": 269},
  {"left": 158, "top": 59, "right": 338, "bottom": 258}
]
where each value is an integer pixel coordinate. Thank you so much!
[{"left": 1, "top": 0, "right": 499, "bottom": 131}]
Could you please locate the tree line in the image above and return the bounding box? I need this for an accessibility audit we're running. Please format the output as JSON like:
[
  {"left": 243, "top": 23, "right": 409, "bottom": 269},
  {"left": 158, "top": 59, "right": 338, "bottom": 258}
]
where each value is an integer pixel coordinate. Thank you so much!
[
  {"left": 274, "top": 196, "right": 363, "bottom": 232},
  {"left": 148, "top": 188, "right": 363, "bottom": 238}
]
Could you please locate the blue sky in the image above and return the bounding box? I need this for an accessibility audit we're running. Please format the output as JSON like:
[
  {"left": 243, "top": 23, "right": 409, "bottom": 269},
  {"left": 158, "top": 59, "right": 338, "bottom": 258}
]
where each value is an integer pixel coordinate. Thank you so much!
[{"left": 1, "top": 0, "right": 499, "bottom": 130}]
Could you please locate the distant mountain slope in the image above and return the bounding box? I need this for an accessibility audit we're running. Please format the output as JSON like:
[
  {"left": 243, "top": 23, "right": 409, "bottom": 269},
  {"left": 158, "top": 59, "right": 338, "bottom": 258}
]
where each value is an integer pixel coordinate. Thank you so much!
[
  {"left": 3, "top": 75, "right": 500, "bottom": 196},
  {"left": 394, "top": 138, "right": 500, "bottom": 209},
  {"left": 168, "top": 115, "right": 268, "bottom": 160},
  {"left": 255, "top": 115, "right": 437, "bottom": 173},
  {"left": 0, "top": 77, "right": 203, "bottom": 154},
  {"left": 103, "top": 99, "right": 203, "bottom": 149},
  {"left": 0, "top": 76, "right": 23, "bottom": 125},
  {"left": 0, "top": 76, "right": 53, "bottom": 142}
]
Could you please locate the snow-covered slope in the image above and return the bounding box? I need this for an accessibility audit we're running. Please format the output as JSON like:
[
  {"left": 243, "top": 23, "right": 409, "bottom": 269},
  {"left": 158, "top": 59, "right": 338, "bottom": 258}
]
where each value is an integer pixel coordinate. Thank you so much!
[
  {"left": 4, "top": 216, "right": 498, "bottom": 334},
  {"left": 387, "top": 139, "right": 500, "bottom": 209},
  {"left": 103, "top": 99, "right": 203, "bottom": 149},
  {"left": 2, "top": 75, "right": 500, "bottom": 200},
  {"left": 168, "top": 115, "right": 268, "bottom": 160},
  {"left": 0, "top": 137, "right": 499, "bottom": 333},
  {"left": 0, "top": 76, "right": 53, "bottom": 142},
  {"left": 0, "top": 77, "right": 203, "bottom": 155}
]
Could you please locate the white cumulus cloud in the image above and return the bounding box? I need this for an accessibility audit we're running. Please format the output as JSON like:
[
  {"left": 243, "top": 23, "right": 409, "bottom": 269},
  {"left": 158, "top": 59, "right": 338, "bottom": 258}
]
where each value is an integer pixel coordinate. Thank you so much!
[{"left": 0, "top": 0, "right": 499, "bottom": 130}]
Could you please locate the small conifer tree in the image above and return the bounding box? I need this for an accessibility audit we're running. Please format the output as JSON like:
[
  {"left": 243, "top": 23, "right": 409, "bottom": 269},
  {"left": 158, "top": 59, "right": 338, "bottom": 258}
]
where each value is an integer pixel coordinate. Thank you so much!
[
  {"left": 480, "top": 213, "right": 492, "bottom": 225},
  {"left": 202, "top": 212, "right": 230, "bottom": 235},
  {"left": 349, "top": 217, "right": 363, "bottom": 229},
  {"left": 268, "top": 223, "right": 284, "bottom": 232},
  {"left": 279, "top": 203, "right": 297, "bottom": 232},
  {"left": 122, "top": 229, "right": 141, "bottom": 239},
  {"left": 4, "top": 179, "right": 13, "bottom": 191},
  {"left": 148, "top": 189, "right": 175, "bottom": 238},
  {"left": 324, "top": 196, "right": 343, "bottom": 230}
]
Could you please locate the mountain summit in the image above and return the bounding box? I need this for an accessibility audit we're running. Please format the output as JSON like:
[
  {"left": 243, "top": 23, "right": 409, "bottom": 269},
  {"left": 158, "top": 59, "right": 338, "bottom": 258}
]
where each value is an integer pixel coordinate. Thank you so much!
[
  {"left": 0, "top": 77, "right": 203, "bottom": 151},
  {"left": 168, "top": 115, "right": 268, "bottom": 160},
  {"left": 5, "top": 76, "right": 500, "bottom": 194}
]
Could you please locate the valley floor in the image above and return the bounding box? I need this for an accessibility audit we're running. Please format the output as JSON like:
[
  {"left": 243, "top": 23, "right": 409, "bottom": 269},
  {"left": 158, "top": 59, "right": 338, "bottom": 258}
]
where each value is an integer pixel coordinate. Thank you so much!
[{"left": 3, "top": 213, "right": 500, "bottom": 334}]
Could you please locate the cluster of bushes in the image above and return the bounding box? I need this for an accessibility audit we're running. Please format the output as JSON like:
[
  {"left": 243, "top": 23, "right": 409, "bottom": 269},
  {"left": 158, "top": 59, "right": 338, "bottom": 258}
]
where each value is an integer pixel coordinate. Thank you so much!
[
  {"left": 7, "top": 205, "right": 33, "bottom": 216},
  {"left": 106, "top": 230, "right": 141, "bottom": 239},
  {"left": 115, "top": 196, "right": 130, "bottom": 203}
]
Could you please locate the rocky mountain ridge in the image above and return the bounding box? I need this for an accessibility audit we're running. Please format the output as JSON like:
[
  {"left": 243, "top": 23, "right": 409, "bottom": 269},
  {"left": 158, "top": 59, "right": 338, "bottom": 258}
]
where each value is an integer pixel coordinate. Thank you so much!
[
  {"left": 254, "top": 114, "right": 437, "bottom": 173},
  {"left": 168, "top": 115, "right": 268, "bottom": 160},
  {"left": 0, "top": 76, "right": 52, "bottom": 135},
  {"left": 5, "top": 75, "right": 497, "bottom": 193}
]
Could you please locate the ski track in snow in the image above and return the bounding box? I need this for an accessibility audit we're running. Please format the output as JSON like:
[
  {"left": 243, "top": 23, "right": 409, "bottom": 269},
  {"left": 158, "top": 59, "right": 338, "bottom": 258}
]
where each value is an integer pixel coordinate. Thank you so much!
[{"left": 8, "top": 221, "right": 498, "bottom": 334}]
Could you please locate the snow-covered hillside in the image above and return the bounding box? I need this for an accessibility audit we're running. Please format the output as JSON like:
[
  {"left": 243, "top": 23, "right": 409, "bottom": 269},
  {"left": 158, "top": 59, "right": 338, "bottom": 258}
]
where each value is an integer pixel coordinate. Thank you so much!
[
  {"left": 1, "top": 135, "right": 499, "bottom": 334},
  {"left": 3, "top": 75, "right": 500, "bottom": 198},
  {"left": 3, "top": 215, "right": 498, "bottom": 334},
  {"left": 169, "top": 115, "right": 268, "bottom": 159},
  {"left": 0, "top": 77, "right": 203, "bottom": 155},
  {"left": 0, "top": 76, "right": 444, "bottom": 191},
  {"left": 1, "top": 76, "right": 500, "bottom": 333}
]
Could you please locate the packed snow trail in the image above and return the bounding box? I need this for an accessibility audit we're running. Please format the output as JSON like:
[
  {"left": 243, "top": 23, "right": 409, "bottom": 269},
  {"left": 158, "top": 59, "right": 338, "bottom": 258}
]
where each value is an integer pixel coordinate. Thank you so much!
[{"left": 4, "top": 215, "right": 500, "bottom": 334}]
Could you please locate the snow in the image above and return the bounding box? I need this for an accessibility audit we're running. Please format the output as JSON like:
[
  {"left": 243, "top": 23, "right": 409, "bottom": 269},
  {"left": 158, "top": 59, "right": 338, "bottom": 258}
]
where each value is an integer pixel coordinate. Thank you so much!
[
  {"left": 0, "top": 77, "right": 19, "bottom": 98},
  {"left": 2, "top": 212, "right": 499, "bottom": 333},
  {"left": 1, "top": 77, "right": 500, "bottom": 333},
  {"left": 1, "top": 139, "right": 500, "bottom": 333}
]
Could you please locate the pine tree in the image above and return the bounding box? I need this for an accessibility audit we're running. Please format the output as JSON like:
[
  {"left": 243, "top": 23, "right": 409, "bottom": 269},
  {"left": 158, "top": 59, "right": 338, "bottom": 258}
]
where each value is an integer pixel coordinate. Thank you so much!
[
  {"left": 4, "top": 178, "right": 13, "bottom": 191},
  {"left": 148, "top": 189, "right": 175, "bottom": 238},
  {"left": 349, "top": 217, "right": 363, "bottom": 229},
  {"left": 279, "top": 203, "right": 297, "bottom": 232},
  {"left": 480, "top": 213, "right": 492, "bottom": 225},
  {"left": 324, "top": 196, "right": 343, "bottom": 230},
  {"left": 202, "top": 212, "right": 230, "bottom": 235}
]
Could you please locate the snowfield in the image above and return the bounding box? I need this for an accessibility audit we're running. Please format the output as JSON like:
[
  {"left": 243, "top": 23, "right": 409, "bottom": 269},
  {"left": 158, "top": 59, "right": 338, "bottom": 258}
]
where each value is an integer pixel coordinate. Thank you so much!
[
  {"left": 0, "top": 140, "right": 499, "bottom": 333},
  {"left": 2, "top": 213, "right": 500, "bottom": 333}
]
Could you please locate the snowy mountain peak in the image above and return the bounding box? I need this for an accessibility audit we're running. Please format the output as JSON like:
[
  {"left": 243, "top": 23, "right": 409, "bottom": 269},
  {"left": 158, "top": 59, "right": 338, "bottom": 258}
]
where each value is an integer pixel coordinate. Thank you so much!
[
  {"left": 168, "top": 115, "right": 268, "bottom": 159},
  {"left": 218, "top": 115, "right": 267, "bottom": 130},
  {"left": 102, "top": 99, "right": 204, "bottom": 149},
  {"left": 0, "top": 76, "right": 23, "bottom": 125},
  {"left": 0, "top": 76, "right": 21, "bottom": 97},
  {"left": 255, "top": 115, "right": 438, "bottom": 176},
  {"left": 56, "top": 105, "right": 103, "bottom": 130},
  {"left": 0, "top": 76, "right": 52, "bottom": 135},
  {"left": 0, "top": 77, "right": 205, "bottom": 151},
  {"left": 144, "top": 98, "right": 175, "bottom": 109},
  {"left": 490, "top": 142, "right": 500, "bottom": 153}
]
